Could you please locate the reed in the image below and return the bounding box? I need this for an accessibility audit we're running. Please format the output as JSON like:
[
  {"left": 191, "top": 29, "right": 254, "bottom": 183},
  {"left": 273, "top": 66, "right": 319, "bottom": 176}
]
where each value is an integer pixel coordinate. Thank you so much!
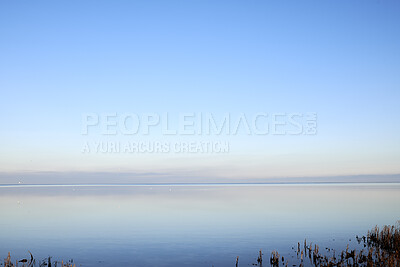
[
  {"left": 256, "top": 249, "right": 263, "bottom": 266},
  {"left": 3, "top": 222, "right": 400, "bottom": 267},
  {"left": 261, "top": 222, "right": 400, "bottom": 267},
  {"left": 2, "top": 252, "right": 75, "bottom": 267},
  {"left": 269, "top": 250, "right": 279, "bottom": 266}
]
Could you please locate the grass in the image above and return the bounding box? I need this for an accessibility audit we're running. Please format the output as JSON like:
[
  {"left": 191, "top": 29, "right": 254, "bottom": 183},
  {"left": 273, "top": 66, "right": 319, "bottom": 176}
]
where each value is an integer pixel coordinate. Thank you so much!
[
  {"left": 3, "top": 222, "right": 400, "bottom": 266},
  {"left": 2, "top": 253, "right": 75, "bottom": 267},
  {"left": 262, "top": 221, "right": 400, "bottom": 267}
]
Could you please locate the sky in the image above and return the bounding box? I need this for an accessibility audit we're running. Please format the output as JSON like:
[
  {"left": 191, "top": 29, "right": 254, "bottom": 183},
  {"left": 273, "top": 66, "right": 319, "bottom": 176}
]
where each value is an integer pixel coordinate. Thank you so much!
[{"left": 0, "top": 0, "right": 399, "bottom": 182}]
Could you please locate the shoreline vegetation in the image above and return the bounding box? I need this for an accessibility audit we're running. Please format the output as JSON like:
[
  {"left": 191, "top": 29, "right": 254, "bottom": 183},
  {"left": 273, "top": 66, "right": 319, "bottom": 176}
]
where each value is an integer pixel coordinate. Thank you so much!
[
  {"left": 265, "top": 222, "right": 400, "bottom": 267},
  {"left": 2, "top": 253, "right": 75, "bottom": 267},
  {"left": 2, "top": 223, "right": 399, "bottom": 267}
]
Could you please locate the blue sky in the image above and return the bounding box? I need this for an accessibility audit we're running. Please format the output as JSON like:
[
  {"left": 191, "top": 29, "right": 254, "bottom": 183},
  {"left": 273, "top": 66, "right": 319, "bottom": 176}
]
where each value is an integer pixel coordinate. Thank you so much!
[{"left": 0, "top": 0, "right": 399, "bottom": 181}]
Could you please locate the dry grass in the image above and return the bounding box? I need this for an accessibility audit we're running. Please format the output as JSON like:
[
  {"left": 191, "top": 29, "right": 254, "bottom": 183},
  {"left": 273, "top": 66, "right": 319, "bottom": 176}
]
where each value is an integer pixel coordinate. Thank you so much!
[
  {"left": 261, "top": 221, "right": 400, "bottom": 267},
  {"left": 2, "top": 252, "right": 75, "bottom": 267},
  {"left": 3, "top": 222, "right": 400, "bottom": 267}
]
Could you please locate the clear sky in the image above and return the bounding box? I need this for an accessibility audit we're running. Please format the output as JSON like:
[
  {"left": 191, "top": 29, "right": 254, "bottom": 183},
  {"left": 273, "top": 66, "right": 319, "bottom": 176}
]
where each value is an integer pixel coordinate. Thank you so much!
[{"left": 1, "top": 0, "right": 399, "bottom": 181}]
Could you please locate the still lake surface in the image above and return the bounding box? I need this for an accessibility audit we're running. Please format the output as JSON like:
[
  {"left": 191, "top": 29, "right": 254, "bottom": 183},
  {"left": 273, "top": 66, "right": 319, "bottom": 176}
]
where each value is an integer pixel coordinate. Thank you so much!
[{"left": 1, "top": 183, "right": 399, "bottom": 266}]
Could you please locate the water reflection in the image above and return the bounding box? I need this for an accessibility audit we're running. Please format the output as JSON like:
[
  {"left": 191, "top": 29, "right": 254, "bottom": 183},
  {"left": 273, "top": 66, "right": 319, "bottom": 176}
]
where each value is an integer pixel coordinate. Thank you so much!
[{"left": 0, "top": 183, "right": 399, "bottom": 266}]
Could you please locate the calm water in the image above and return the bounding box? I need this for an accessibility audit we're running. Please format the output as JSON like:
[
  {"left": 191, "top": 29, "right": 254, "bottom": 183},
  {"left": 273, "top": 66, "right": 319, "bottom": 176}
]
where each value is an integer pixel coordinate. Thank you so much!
[{"left": 1, "top": 183, "right": 400, "bottom": 266}]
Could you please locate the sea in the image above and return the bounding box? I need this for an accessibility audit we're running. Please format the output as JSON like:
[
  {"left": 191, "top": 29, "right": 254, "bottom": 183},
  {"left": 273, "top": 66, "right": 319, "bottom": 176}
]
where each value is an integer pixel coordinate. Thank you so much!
[{"left": 1, "top": 183, "right": 399, "bottom": 266}]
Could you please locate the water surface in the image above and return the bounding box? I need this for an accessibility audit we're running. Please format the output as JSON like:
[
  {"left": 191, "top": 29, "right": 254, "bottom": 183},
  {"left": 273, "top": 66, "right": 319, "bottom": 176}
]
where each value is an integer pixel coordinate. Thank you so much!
[{"left": 1, "top": 183, "right": 399, "bottom": 266}]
